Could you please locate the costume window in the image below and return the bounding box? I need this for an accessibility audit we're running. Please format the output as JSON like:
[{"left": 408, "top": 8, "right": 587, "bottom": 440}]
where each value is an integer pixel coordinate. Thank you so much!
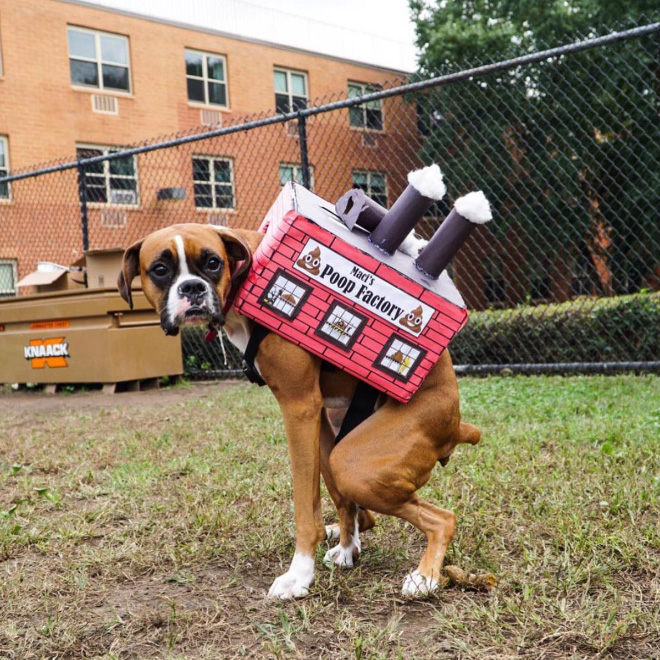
[
  {"left": 374, "top": 334, "right": 426, "bottom": 382},
  {"left": 315, "top": 302, "right": 367, "bottom": 350},
  {"left": 261, "top": 269, "right": 311, "bottom": 320}
]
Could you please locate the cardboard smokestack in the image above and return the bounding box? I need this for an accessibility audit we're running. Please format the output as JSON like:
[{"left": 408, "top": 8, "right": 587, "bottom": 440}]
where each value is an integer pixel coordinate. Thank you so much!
[
  {"left": 414, "top": 191, "right": 492, "bottom": 279},
  {"left": 335, "top": 188, "right": 387, "bottom": 231},
  {"left": 368, "top": 164, "right": 446, "bottom": 255}
]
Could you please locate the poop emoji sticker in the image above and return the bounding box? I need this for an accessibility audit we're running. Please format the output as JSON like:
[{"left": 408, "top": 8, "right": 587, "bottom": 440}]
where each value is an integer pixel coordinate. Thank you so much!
[
  {"left": 389, "top": 350, "right": 413, "bottom": 376},
  {"left": 296, "top": 246, "right": 322, "bottom": 276},
  {"left": 399, "top": 306, "right": 424, "bottom": 334}
]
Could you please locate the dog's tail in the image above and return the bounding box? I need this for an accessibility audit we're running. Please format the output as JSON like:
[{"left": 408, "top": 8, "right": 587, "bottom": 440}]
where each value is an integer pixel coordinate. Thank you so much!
[{"left": 457, "top": 422, "right": 481, "bottom": 446}]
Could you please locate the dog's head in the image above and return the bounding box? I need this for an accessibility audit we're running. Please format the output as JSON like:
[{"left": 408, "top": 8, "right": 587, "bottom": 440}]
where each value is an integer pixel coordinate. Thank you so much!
[{"left": 117, "top": 223, "right": 255, "bottom": 336}]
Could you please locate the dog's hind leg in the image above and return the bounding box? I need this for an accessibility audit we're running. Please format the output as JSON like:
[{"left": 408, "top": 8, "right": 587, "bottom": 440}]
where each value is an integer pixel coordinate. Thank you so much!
[
  {"left": 397, "top": 497, "right": 455, "bottom": 596},
  {"left": 332, "top": 446, "right": 455, "bottom": 595},
  {"left": 319, "top": 410, "right": 375, "bottom": 568},
  {"left": 328, "top": 398, "right": 459, "bottom": 597}
]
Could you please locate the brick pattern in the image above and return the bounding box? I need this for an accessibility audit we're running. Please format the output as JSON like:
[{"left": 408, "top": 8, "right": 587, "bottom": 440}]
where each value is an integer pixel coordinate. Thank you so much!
[{"left": 234, "top": 208, "right": 468, "bottom": 403}]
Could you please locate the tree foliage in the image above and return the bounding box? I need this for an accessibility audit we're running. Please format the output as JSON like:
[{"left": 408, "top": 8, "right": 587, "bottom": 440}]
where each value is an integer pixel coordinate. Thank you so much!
[{"left": 409, "top": 0, "right": 660, "bottom": 296}]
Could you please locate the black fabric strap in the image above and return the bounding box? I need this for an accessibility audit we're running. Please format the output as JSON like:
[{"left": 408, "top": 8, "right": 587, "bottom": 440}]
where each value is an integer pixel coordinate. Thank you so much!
[
  {"left": 335, "top": 380, "right": 380, "bottom": 445},
  {"left": 242, "top": 323, "right": 270, "bottom": 386}
]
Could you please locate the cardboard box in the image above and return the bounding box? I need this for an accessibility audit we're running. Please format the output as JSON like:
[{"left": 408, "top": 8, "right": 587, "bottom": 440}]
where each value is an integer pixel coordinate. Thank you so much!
[
  {"left": 0, "top": 288, "right": 182, "bottom": 385},
  {"left": 17, "top": 248, "right": 130, "bottom": 295},
  {"left": 17, "top": 265, "right": 86, "bottom": 294},
  {"left": 84, "top": 248, "right": 125, "bottom": 289},
  {"left": 233, "top": 183, "right": 468, "bottom": 402}
]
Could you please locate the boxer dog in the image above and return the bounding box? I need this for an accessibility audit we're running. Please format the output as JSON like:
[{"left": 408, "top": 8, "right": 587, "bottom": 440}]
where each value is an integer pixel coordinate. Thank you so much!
[{"left": 118, "top": 223, "right": 481, "bottom": 599}]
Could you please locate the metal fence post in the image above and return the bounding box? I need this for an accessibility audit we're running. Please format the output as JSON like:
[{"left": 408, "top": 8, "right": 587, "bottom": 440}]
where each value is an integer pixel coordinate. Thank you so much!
[
  {"left": 297, "top": 112, "right": 311, "bottom": 190},
  {"left": 76, "top": 158, "right": 90, "bottom": 253}
]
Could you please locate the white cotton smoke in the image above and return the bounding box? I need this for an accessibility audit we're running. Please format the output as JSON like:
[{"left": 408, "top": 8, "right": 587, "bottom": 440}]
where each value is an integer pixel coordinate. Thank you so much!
[
  {"left": 454, "top": 191, "right": 492, "bottom": 224},
  {"left": 407, "top": 164, "right": 447, "bottom": 201},
  {"left": 399, "top": 232, "right": 428, "bottom": 258}
]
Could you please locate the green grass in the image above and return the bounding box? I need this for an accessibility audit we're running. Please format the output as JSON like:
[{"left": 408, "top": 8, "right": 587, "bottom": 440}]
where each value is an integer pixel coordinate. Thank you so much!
[{"left": 0, "top": 375, "right": 659, "bottom": 659}]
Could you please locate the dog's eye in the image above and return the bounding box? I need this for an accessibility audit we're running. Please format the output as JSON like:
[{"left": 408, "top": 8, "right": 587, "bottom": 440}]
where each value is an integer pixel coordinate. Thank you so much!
[
  {"left": 207, "top": 257, "right": 222, "bottom": 271},
  {"left": 151, "top": 263, "right": 169, "bottom": 278}
]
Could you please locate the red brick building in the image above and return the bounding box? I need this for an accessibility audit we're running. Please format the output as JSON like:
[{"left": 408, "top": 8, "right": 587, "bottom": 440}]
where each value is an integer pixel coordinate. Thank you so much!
[{"left": 0, "top": 0, "right": 421, "bottom": 295}]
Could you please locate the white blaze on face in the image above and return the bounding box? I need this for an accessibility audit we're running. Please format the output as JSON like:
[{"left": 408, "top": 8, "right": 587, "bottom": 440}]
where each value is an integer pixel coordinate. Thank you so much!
[{"left": 166, "top": 234, "right": 213, "bottom": 325}]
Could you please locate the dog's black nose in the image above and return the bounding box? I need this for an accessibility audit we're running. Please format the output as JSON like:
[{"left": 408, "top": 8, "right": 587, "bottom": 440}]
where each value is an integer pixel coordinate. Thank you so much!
[{"left": 178, "top": 279, "right": 207, "bottom": 302}]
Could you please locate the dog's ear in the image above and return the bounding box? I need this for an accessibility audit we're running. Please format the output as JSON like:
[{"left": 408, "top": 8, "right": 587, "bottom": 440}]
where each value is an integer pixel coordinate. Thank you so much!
[
  {"left": 117, "top": 238, "right": 144, "bottom": 310},
  {"left": 211, "top": 227, "right": 254, "bottom": 282}
]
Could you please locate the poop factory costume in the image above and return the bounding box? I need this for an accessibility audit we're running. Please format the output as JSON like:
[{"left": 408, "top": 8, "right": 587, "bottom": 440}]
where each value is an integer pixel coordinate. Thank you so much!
[{"left": 231, "top": 164, "right": 492, "bottom": 403}]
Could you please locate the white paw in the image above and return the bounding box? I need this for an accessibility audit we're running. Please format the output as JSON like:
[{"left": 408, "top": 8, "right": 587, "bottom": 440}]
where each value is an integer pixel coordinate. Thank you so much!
[
  {"left": 323, "top": 543, "right": 358, "bottom": 568},
  {"left": 325, "top": 524, "right": 340, "bottom": 542},
  {"left": 402, "top": 570, "right": 439, "bottom": 597},
  {"left": 324, "top": 520, "right": 361, "bottom": 569},
  {"left": 267, "top": 553, "right": 314, "bottom": 599}
]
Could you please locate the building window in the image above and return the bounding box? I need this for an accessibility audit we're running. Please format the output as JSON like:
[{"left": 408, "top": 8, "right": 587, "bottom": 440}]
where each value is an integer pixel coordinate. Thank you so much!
[
  {"left": 192, "top": 156, "right": 235, "bottom": 209},
  {"left": 348, "top": 82, "right": 383, "bottom": 130},
  {"left": 76, "top": 145, "right": 139, "bottom": 206},
  {"left": 279, "top": 163, "right": 314, "bottom": 190},
  {"left": 0, "top": 136, "right": 10, "bottom": 200},
  {"left": 352, "top": 170, "right": 387, "bottom": 207},
  {"left": 0, "top": 259, "right": 17, "bottom": 298},
  {"left": 67, "top": 26, "right": 130, "bottom": 92},
  {"left": 274, "top": 68, "right": 308, "bottom": 113},
  {"left": 185, "top": 49, "right": 228, "bottom": 107}
]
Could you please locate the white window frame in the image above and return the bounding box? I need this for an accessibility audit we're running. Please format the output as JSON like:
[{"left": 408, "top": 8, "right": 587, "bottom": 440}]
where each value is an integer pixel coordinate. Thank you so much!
[
  {"left": 0, "top": 135, "right": 10, "bottom": 201},
  {"left": 0, "top": 259, "right": 17, "bottom": 297},
  {"left": 279, "top": 162, "right": 314, "bottom": 190},
  {"left": 348, "top": 81, "right": 384, "bottom": 131},
  {"left": 67, "top": 26, "right": 131, "bottom": 94},
  {"left": 274, "top": 68, "right": 308, "bottom": 113},
  {"left": 192, "top": 155, "right": 235, "bottom": 210},
  {"left": 76, "top": 143, "right": 140, "bottom": 207},
  {"left": 352, "top": 169, "right": 387, "bottom": 206},
  {"left": 185, "top": 48, "right": 229, "bottom": 108}
]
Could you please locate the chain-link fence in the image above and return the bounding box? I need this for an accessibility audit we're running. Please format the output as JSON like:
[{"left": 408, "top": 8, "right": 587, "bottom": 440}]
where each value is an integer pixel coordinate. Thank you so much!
[{"left": 1, "top": 20, "right": 659, "bottom": 378}]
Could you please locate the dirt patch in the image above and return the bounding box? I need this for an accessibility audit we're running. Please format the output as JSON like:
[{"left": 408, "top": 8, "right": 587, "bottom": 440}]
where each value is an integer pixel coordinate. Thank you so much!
[
  {"left": 0, "top": 380, "right": 239, "bottom": 416},
  {"left": 1, "top": 375, "right": 659, "bottom": 659}
]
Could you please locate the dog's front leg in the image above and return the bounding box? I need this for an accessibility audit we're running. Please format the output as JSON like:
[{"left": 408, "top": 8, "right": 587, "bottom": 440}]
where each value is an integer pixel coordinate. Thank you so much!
[{"left": 258, "top": 337, "right": 325, "bottom": 599}]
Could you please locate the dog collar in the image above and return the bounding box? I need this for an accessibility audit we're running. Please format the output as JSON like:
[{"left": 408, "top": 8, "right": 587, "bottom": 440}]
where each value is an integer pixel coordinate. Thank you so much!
[
  {"left": 203, "top": 277, "right": 242, "bottom": 342},
  {"left": 222, "top": 282, "right": 240, "bottom": 318},
  {"left": 204, "top": 323, "right": 219, "bottom": 343},
  {"left": 205, "top": 270, "right": 247, "bottom": 343},
  {"left": 204, "top": 289, "right": 235, "bottom": 342}
]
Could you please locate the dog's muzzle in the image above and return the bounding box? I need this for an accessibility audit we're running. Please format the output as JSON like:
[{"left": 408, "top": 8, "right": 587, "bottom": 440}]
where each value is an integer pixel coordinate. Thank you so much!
[
  {"left": 178, "top": 279, "right": 208, "bottom": 306},
  {"left": 163, "top": 278, "right": 224, "bottom": 336}
]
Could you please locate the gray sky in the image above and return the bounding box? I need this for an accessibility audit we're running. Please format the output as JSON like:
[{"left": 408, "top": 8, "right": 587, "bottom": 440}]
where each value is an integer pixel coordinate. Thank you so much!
[{"left": 78, "top": 0, "right": 419, "bottom": 72}]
